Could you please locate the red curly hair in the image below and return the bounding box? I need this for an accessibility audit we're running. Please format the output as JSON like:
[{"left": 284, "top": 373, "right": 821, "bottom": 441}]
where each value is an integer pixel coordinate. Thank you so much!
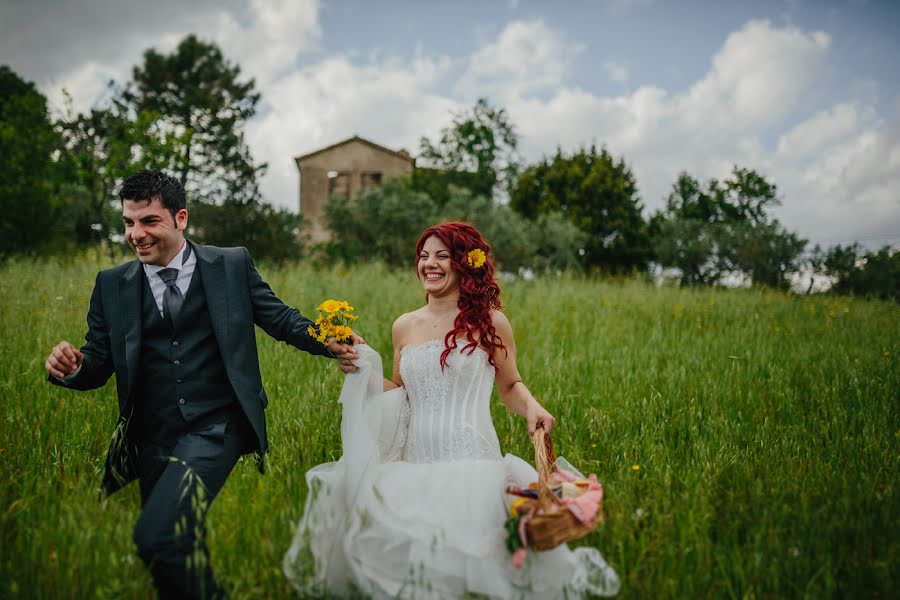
[{"left": 415, "top": 222, "right": 507, "bottom": 369}]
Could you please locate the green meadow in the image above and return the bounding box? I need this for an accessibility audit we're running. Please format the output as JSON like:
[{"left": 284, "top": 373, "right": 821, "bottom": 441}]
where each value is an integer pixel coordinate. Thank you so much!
[{"left": 1, "top": 254, "right": 897, "bottom": 598}]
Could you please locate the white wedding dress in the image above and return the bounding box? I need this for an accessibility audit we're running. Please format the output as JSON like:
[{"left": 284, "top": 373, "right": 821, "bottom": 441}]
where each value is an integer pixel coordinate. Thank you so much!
[{"left": 284, "top": 341, "right": 620, "bottom": 598}]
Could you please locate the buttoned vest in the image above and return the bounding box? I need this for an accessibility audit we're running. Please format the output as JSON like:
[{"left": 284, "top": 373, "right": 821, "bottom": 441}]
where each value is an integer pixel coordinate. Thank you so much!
[{"left": 132, "top": 267, "right": 239, "bottom": 445}]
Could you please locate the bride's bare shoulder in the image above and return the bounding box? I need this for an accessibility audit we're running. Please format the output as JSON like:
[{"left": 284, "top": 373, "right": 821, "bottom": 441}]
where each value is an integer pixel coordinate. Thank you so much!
[
  {"left": 490, "top": 309, "right": 515, "bottom": 342},
  {"left": 392, "top": 310, "right": 422, "bottom": 342}
]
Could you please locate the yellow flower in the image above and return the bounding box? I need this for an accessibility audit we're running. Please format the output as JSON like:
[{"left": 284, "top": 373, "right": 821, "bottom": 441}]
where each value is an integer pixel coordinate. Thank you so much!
[
  {"left": 332, "top": 325, "right": 353, "bottom": 341},
  {"left": 307, "top": 325, "right": 316, "bottom": 338},
  {"left": 317, "top": 299, "right": 343, "bottom": 313},
  {"left": 338, "top": 300, "right": 354, "bottom": 311},
  {"left": 510, "top": 497, "right": 529, "bottom": 517},
  {"left": 632, "top": 464, "right": 640, "bottom": 471},
  {"left": 467, "top": 248, "right": 486, "bottom": 269},
  {"left": 342, "top": 312, "right": 359, "bottom": 321}
]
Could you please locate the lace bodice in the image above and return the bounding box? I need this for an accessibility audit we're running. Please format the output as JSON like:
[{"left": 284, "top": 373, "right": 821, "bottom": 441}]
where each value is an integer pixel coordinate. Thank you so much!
[{"left": 399, "top": 339, "right": 502, "bottom": 463}]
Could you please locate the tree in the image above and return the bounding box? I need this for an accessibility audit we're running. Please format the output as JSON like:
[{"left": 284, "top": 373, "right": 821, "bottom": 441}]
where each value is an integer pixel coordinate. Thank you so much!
[
  {"left": 189, "top": 200, "right": 307, "bottom": 263},
  {"left": 322, "top": 178, "right": 584, "bottom": 273},
  {"left": 510, "top": 146, "right": 651, "bottom": 273},
  {"left": 821, "top": 244, "right": 899, "bottom": 301},
  {"left": 324, "top": 178, "right": 438, "bottom": 266},
  {"left": 122, "top": 34, "right": 265, "bottom": 205},
  {"left": 0, "top": 65, "right": 59, "bottom": 255},
  {"left": 55, "top": 99, "right": 189, "bottom": 257},
  {"left": 652, "top": 217, "right": 726, "bottom": 286},
  {"left": 437, "top": 187, "right": 534, "bottom": 272},
  {"left": 651, "top": 167, "right": 806, "bottom": 288},
  {"left": 724, "top": 220, "right": 806, "bottom": 290},
  {"left": 416, "top": 98, "right": 521, "bottom": 201}
]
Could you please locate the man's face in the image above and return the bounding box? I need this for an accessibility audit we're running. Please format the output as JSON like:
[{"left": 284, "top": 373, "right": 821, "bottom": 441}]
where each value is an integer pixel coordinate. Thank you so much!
[{"left": 122, "top": 197, "right": 188, "bottom": 266}]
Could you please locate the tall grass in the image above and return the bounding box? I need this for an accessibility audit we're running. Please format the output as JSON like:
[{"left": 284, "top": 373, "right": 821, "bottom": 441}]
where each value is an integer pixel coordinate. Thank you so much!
[{"left": 1, "top": 255, "right": 896, "bottom": 598}]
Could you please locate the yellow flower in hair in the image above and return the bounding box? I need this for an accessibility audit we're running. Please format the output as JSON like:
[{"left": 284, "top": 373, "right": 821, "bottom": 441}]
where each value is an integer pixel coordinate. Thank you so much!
[{"left": 467, "top": 248, "right": 487, "bottom": 269}]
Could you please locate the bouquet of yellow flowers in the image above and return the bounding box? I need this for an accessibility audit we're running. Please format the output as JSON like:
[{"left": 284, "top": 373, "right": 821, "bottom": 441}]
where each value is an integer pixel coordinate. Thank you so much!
[{"left": 307, "top": 299, "right": 358, "bottom": 346}]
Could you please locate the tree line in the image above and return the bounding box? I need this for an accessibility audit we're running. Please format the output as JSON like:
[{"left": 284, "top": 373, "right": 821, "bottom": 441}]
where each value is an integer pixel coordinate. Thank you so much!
[{"left": 1, "top": 36, "right": 896, "bottom": 300}]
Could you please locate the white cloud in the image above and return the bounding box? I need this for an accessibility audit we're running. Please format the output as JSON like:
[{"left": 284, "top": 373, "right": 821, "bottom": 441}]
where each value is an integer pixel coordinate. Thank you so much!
[
  {"left": 34, "top": 0, "right": 322, "bottom": 116},
  {"left": 491, "top": 19, "right": 899, "bottom": 245},
  {"left": 456, "top": 20, "right": 584, "bottom": 101},
  {"left": 45, "top": 62, "right": 122, "bottom": 116},
  {"left": 248, "top": 52, "right": 458, "bottom": 209},
  {"left": 211, "top": 0, "right": 321, "bottom": 87},
  {"left": 775, "top": 103, "right": 862, "bottom": 158},
  {"left": 676, "top": 20, "right": 830, "bottom": 133},
  {"left": 248, "top": 16, "right": 897, "bottom": 246},
  {"left": 9, "top": 5, "right": 896, "bottom": 247}
]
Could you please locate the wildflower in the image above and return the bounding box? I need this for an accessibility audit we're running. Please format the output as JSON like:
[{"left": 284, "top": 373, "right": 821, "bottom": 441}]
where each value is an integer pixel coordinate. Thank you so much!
[
  {"left": 310, "top": 298, "right": 358, "bottom": 346},
  {"left": 632, "top": 464, "right": 640, "bottom": 471},
  {"left": 467, "top": 248, "right": 487, "bottom": 269},
  {"left": 317, "top": 299, "right": 343, "bottom": 313}
]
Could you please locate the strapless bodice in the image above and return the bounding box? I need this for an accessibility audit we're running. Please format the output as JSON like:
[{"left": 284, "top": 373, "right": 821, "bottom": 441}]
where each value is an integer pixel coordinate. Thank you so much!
[{"left": 399, "top": 339, "right": 502, "bottom": 463}]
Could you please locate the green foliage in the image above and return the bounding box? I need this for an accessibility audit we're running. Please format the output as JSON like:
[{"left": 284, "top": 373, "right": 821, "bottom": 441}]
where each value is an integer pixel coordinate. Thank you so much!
[
  {"left": 323, "top": 177, "right": 438, "bottom": 266},
  {"left": 652, "top": 217, "right": 726, "bottom": 286},
  {"left": 2, "top": 260, "right": 897, "bottom": 597},
  {"left": 189, "top": 200, "right": 308, "bottom": 263},
  {"left": 122, "top": 34, "right": 265, "bottom": 205},
  {"left": 417, "top": 98, "right": 521, "bottom": 200},
  {"left": 54, "top": 102, "right": 190, "bottom": 257},
  {"left": 723, "top": 220, "right": 807, "bottom": 290},
  {"left": 438, "top": 187, "right": 534, "bottom": 272},
  {"left": 0, "top": 65, "right": 59, "bottom": 255},
  {"left": 510, "top": 146, "right": 651, "bottom": 273},
  {"left": 323, "top": 178, "right": 585, "bottom": 273},
  {"left": 822, "top": 244, "right": 899, "bottom": 301},
  {"left": 410, "top": 166, "right": 482, "bottom": 207},
  {"left": 652, "top": 168, "right": 806, "bottom": 288}
]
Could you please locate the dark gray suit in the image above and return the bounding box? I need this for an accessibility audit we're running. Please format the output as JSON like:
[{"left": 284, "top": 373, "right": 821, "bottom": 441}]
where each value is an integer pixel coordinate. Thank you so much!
[{"left": 50, "top": 241, "right": 331, "bottom": 598}]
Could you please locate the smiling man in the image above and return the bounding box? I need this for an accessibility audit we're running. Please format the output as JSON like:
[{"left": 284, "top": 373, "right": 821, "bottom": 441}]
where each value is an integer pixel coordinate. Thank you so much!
[{"left": 44, "top": 170, "right": 360, "bottom": 599}]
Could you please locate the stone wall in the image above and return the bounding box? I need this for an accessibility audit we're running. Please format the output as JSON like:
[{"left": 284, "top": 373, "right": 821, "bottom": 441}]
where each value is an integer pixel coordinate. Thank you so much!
[{"left": 297, "top": 137, "right": 413, "bottom": 242}]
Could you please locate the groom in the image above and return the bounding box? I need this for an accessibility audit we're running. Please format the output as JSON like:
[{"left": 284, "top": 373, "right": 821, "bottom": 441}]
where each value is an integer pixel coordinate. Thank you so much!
[{"left": 45, "top": 170, "right": 359, "bottom": 598}]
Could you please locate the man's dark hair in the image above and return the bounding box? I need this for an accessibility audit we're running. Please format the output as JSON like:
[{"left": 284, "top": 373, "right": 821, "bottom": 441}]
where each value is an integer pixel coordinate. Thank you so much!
[{"left": 118, "top": 170, "right": 186, "bottom": 220}]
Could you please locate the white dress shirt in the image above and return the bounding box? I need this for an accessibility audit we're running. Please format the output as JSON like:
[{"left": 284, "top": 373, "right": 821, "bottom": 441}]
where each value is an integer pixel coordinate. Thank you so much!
[
  {"left": 57, "top": 241, "right": 196, "bottom": 382},
  {"left": 143, "top": 240, "right": 197, "bottom": 317}
]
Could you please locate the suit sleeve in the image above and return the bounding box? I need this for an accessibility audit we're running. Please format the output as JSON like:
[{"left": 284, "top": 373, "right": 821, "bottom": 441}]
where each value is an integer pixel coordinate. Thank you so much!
[
  {"left": 48, "top": 272, "right": 116, "bottom": 390},
  {"left": 244, "top": 248, "right": 334, "bottom": 358}
]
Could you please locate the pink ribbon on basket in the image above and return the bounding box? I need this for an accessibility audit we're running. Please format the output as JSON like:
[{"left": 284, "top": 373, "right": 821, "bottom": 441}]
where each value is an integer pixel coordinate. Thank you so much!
[
  {"left": 512, "top": 510, "right": 536, "bottom": 569},
  {"left": 551, "top": 467, "right": 578, "bottom": 483},
  {"left": 560, "top": 474, "right": 604, "bottom": 525}
]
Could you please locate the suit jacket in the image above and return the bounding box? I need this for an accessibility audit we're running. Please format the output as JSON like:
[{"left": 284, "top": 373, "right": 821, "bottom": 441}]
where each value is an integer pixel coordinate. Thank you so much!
[{"left": 49, "top": 242, "right": 332, "bottom": 495}]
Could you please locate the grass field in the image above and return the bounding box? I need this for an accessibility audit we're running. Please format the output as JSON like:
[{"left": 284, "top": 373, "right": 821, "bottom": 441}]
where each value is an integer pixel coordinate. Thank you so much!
[{"left": 1, "top": 253, "right": 897, "bottom": 598}]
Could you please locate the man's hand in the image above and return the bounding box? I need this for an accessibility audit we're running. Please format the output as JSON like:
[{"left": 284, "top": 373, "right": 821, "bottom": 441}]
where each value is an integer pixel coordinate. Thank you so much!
[
  {"left": 45, "top": 341, "right": 83, "bottom": 379},
  {"left": 328, "top": 331, "right": 366, "bottom": 374}
]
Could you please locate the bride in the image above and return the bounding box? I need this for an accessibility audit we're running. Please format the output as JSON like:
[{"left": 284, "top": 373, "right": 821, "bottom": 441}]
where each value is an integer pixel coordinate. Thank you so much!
[{"left": 284, "top": 222, "right": 620, "bottom": 598}]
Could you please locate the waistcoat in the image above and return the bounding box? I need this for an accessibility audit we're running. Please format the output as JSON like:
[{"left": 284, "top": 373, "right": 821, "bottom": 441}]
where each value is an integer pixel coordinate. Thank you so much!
[{"left": 132, "top": 268, "right": 239, "bottom": 445}]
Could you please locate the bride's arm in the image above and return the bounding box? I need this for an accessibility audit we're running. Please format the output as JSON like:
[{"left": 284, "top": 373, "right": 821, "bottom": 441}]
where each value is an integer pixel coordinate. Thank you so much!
[
  {"left": 492, "top": 310, "right": 557, "bottom": 435},
  {"left": 382, "top": 314, "right": 408, "bottom": 392}
]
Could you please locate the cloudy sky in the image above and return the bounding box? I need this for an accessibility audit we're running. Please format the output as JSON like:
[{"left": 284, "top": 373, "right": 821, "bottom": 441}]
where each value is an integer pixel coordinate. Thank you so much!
[{"left": 2, "top": 0, "right": 898, "bottom": 248}]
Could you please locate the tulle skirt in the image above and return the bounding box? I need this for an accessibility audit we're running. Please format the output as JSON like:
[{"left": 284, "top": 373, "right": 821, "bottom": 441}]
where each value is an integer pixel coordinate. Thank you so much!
[{"left": 284, "top": 452, "right": 621, "bottom": 599}]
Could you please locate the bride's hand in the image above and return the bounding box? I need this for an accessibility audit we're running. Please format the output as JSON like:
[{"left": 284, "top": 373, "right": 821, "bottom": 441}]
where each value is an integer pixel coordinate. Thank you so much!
[{"left": 527, "top": 401, "right": 556, "bottom": 435}]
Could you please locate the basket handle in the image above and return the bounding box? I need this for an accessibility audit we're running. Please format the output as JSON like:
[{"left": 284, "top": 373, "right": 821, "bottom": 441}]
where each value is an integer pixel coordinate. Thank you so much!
[{"left": 531, "top": 424, "right": 557, "bottom": 510}]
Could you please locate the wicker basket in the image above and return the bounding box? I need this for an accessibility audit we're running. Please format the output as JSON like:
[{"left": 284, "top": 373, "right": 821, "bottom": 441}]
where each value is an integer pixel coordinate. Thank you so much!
[{"left": 523, "top": 426, "right": 603, "bottom": 551}]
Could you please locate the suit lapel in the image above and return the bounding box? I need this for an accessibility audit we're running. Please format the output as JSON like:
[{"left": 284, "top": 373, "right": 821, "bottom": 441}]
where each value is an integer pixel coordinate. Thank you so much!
[
  {"left": 117, "top": 260, "right": 143, "bottom": 399},
  {"left": 193, "top": 242, "right": 229, "bottom": 359}
]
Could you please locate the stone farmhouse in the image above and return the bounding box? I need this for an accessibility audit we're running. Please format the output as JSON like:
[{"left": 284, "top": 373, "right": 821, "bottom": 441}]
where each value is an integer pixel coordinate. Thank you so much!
[{"left": 294, "top": 136, "right": 414, "bottom": 241}]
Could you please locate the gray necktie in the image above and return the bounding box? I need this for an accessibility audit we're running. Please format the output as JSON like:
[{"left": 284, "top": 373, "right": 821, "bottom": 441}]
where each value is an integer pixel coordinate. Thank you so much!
[{"left": 157, "top": 268, "right": 183, "bottom": 327}]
